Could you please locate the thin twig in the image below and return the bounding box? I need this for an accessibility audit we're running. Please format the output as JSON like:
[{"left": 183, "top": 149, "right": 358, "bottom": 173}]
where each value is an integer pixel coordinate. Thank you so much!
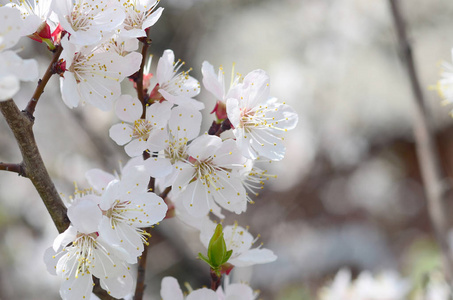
[
  {"left": 0, "top": 162, "right": 26, "bottom": 176},
  {"left": 136, "top": 37, "right": 151, "bottom": 118},
  {"left": 210, "top": 269, "right": 221, "bottom": 291},
  {"left": 160, "top": 186, "right": 172, "bottom": 200},
  {"left": 134, "top": 164, "right": 156, "bottom": 300},
  {"left": 0, "top": 100, "right": 69, "bottom": 233},
  {"left": 24, "top": 44, "right": 64, "bottom": 118},
  {"left": 389, "top": 0, "right": 453, "bottom": 280}
]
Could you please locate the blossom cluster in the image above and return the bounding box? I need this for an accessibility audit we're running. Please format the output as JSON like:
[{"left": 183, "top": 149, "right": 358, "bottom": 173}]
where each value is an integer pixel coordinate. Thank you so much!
[
  {"left": 44, "top": 158, "right": 167, "bottom": 299},
  {"left": 0, "top": 0, "right": 298, "bottom": 298}
]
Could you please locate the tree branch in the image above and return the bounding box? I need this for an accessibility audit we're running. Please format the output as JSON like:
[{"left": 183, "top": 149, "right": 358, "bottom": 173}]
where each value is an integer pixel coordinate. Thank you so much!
[
  {"left": 0, "top": 99, "right": 69, "bottom": 233},
  {"left": 389, "top": 0, "right": 453, "bottom": 280},
  {"left": 24, "top": 44, "right": 63, "bottom": 118},
  {"left": 0, "top": 162, "right": 26, "bottom": 176}
]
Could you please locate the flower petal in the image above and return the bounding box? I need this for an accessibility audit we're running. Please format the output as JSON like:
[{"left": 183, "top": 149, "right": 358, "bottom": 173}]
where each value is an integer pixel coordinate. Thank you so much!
[
  {"left": 202, "top": 61, "right": 224, "bottom": 101},
  {"left": 161, "top": 277, "right": 184, "bottom": 300},
  {"left": 124, "top": 138, "right": 148, "bottom": 157},
  {"left": 115, "top": 95, "right": 143, "bottom": 123},
  {"left": 85, "top": 168, "right": 116, "bottom": 194},
  {"left": 229, "top": 248, "right": 277, "bottom": 267},
  {"left": 67, "top": 195, "right": 102, "bottom": 234}
]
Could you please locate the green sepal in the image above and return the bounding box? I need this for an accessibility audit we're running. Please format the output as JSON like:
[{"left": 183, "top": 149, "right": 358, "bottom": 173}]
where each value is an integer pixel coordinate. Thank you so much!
[
  {"left": 198, "top": 253, "right": 211, "bottom": 266},
  {"left": 222, "top": 249, "right": 233, "bottom": 265}
]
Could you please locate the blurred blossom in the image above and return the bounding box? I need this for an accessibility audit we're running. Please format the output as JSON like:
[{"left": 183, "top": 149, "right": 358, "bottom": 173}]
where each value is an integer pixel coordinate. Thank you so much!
[
  {"left": 318, "top": 268, "right": 410, "bottom": 300},
  {"left": 348, "top": 158, "right": 401, "bottom": 216}
]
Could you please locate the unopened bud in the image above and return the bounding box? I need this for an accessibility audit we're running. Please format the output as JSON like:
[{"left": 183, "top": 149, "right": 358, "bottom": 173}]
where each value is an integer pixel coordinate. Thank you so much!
[
  {"left": 52, "top": 59, "right": 67, "bottom": 77},
  {"left": 211, "top": 100, "right": 227, "bottom": 120},
  {"left": 28, "top": 22, "right": 55, "bottom": 50},
  {"left": 198, "top": 224, "right": 233, "bottom": 274}
]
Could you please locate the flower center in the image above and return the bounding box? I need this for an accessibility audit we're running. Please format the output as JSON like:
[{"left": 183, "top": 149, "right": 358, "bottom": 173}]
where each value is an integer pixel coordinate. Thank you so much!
[
  {"left": 105, "top": 199, "right": 131, "bottom": 225},
  {"left": 123, "top": 10, "right": 145, "bottom": 30},
  {"left": 123, "top": 1, "right": 160, "bottom": 31},
  {"left": 68, "top": 4, "right": 92, "bottom": 32},
  {"left": 239, "top": 108, "right": 256, "bottom": 129},
  {"left": 164, "top": 135, "right": 188, "bottom": 164},
  {"left": 72, "top": 233, "right": 98, "bottom": 278},
  {"left": 132, "top": 119, "right": 153, "bottom": 140}
]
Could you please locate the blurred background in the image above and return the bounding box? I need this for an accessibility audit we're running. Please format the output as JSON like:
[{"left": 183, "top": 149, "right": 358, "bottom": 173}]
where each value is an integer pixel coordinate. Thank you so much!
[{"left": 2, "top": 0, "right": 453, "bottom": 299}]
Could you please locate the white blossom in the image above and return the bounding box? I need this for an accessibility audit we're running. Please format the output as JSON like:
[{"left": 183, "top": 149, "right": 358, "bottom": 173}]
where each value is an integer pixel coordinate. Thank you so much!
[
  {"left": 436, "top": 50, "right": 453, "bottom": 114},
  {"left": 318, "top": 269, "right": 410, "bottom": 300},
  {"left": 171, "top": 134, "right": 249, "bottom": 217},
  {"left": 354, "top": 270, "right": 410, "bottom": 300},
  {"left": 4, "top": 0, "right": 51, "bottom": 32},
  {"left": 85, "top": 157, "right": 168, "bottom": 263},
  {"left": 109, "top": 95, "right": 172, "bottom": 157},
  {"left": 44, "top": 226, "right": 134, "bottom": 300},
  {"left": 202, "top": 61, "right": 241, "bottom": 119},
  {"left": 53, "top": 0, "right": 125, "bottom": 45},
  {"left": 226, "top": 69, "right": 298, "bottom": 161},
  {"left": 59, "top": 36, "right": 141, "bottom": 110},
  {"left": 202, "top": 61, "right": 241, "bottom": 104},
  {"left": 44, "top": 195, "right": 134, "bottom": 300},
  {"left": 216, "top": 276, "right": 258, "bottom": 300},
  {"left": 98, "top": 178, "right": 167, "bottom": 263},
  {"left": 144, "top": 105, "right": 202, "bottom": 184},
  {"left": 119, "top": 0, "right": 163, "bottom": 38},
  {"left": 148, "top": 49, "right": 203, "bottom": 110},
  {"left": 161, "top": 276, "right": 217, "bottom": 300},
  {"left": 0, "top": 6, "right": 38, "bottom": 100},
  {"left": 160, "top": 276, "right": 257, "bottom": 300}
]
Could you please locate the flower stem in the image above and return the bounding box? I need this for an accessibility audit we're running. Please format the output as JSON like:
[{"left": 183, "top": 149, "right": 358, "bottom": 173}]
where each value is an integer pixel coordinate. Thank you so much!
[{"left": 210, "top": 268, "right": 221, "bottom": 291}]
